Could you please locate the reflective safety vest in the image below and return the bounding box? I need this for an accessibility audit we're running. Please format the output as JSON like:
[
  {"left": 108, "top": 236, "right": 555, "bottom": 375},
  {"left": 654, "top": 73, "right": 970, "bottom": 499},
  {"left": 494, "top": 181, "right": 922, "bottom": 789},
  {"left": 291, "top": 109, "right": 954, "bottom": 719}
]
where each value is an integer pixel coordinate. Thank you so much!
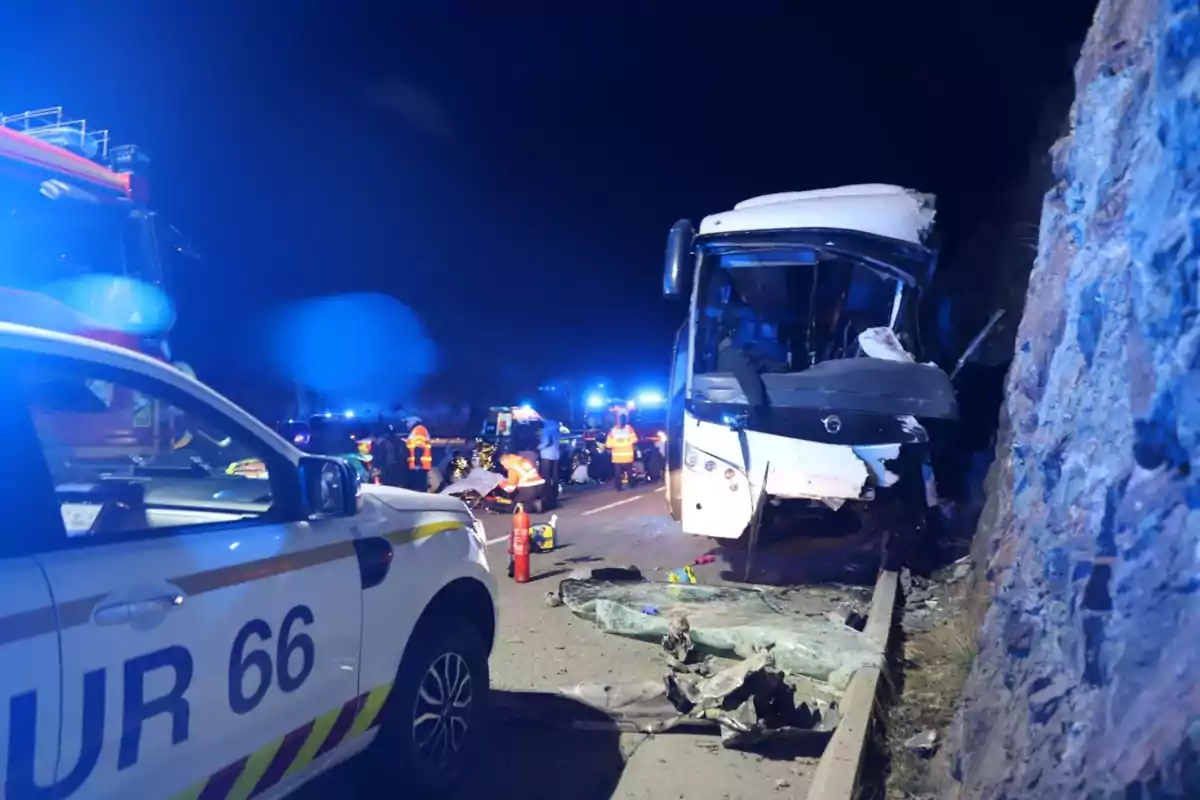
[
  {"left": 606, "top": 425, "right": 638, "bottom": 464},
  {"left": 500, "top": 455, "right": 545, "bottom": 492},
  {"left": 406, "top": 424, "right": 433, "bottom": 470}
]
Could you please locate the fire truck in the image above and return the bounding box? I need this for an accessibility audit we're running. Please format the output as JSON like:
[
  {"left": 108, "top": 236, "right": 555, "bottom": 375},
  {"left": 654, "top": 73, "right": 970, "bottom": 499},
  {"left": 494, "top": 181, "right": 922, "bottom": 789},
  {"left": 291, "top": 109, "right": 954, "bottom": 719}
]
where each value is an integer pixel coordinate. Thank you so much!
[{"left": 0, "top": 106, "right": 194, "bottom": 456}]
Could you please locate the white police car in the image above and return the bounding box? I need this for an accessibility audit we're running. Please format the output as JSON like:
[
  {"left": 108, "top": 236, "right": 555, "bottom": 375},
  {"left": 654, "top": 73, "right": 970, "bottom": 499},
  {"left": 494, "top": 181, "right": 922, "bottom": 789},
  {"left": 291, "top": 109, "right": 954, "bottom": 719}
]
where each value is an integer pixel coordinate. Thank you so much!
[{"left": 0, "top": 322, "right": 497, "bottom": 799}]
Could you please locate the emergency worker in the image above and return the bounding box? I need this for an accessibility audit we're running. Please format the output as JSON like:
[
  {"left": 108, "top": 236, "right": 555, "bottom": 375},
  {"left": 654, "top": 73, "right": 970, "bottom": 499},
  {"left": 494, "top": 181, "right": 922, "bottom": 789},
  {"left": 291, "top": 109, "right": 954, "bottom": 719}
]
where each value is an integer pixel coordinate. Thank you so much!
[
  {"left": 538, "top": 418, "right": 561, "bottom": 510},
  {"left": 606, "top": 413, "right": 638, "bottom": 491},
  {"left": 375, "top": 429, "right": 402, "bottom": 486},
  {"left": 405, "top": 418, "right": 433, "bottom": 491},
  {"left": 492, "top": 452, "right": 546, "bottom": 512}
]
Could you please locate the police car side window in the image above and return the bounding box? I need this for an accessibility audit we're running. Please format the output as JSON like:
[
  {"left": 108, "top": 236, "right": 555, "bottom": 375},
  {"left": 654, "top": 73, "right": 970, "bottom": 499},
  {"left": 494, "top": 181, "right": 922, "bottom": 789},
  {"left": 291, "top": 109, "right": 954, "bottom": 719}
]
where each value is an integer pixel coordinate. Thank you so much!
[{"left": 13, "top": 354, "right": 298, "bottom": 547}]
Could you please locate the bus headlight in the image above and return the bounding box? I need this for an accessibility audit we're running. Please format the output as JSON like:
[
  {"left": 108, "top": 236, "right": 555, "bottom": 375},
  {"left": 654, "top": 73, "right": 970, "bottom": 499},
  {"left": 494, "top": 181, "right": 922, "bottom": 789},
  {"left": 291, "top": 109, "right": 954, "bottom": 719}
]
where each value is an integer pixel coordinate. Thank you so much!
[{"left": 684, "top": 445, "right": 744, "bottom": 488}]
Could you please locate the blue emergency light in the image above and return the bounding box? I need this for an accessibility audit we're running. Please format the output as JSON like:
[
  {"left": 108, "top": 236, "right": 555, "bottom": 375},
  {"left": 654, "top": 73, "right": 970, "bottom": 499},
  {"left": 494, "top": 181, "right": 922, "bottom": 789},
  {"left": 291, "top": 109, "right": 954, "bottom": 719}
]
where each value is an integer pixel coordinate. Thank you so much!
[{"left": 638, "top": 390, "right": 665, "bottom": 407}]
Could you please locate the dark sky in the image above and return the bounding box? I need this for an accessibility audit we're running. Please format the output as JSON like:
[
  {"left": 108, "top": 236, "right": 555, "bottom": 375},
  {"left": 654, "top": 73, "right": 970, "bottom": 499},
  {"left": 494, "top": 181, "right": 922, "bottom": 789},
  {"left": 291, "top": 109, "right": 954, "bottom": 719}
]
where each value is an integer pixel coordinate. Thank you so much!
[{"left": 0, "top": 1, "right": 1095, "bottom": 404}]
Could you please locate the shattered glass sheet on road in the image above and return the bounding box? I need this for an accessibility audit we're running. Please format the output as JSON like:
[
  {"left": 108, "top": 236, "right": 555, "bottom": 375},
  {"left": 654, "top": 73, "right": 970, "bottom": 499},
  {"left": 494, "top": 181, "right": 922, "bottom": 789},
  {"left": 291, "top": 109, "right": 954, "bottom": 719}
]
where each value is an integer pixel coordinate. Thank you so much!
[{"left": 559, "top": 579, "right": 883, "bottom": 690}]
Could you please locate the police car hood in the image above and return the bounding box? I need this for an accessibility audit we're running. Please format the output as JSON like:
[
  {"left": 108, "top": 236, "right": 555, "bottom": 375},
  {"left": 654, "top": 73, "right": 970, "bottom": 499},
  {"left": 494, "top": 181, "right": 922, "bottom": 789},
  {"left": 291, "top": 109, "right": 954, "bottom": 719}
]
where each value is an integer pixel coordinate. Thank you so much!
[{"left": 361, "top": 483, "right": 471, "bottom": 516}]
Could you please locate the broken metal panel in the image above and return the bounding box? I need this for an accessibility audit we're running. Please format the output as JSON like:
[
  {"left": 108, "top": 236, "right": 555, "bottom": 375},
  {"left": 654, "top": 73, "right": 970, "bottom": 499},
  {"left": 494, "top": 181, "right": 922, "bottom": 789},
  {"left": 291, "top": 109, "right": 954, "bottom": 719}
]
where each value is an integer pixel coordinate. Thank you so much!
[
  {"left": 950, "top": 308, "right": 1006, "bottom": 380},
  {"left": 851, "top": 443, "right": 903, "bottom": 488},
  {"left": 554, "top": 650, "right": 843, "bottom": 750}
]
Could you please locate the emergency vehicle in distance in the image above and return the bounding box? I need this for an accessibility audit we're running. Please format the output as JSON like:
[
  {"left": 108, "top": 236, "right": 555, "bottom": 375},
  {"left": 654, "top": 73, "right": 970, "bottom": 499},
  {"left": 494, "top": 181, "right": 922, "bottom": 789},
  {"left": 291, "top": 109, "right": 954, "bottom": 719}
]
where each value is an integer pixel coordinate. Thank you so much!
[
  {"left": 0, "top": 322, "right": 497, "bottom": 798},
  {"left": 661, "top": 185, "right": 959, "bottom": 563}
]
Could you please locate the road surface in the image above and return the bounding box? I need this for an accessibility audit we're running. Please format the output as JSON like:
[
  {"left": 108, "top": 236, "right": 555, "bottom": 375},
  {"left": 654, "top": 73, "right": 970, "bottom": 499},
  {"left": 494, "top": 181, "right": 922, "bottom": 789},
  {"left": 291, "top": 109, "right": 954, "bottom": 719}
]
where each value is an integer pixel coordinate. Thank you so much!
[{"left": 308, "top": 479, "right": 884, "bottom": 799}]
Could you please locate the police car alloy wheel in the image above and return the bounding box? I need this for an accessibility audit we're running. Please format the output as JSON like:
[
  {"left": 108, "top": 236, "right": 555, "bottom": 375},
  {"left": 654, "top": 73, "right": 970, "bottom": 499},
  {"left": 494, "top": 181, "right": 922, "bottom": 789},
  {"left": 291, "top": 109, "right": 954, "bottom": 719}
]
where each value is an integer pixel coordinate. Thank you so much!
[
  {"left": 412, "top": 651, "right": 473, "bottom": 769},
  {"left": 379, "top": 617, "right": 488, "bottom": 792}
]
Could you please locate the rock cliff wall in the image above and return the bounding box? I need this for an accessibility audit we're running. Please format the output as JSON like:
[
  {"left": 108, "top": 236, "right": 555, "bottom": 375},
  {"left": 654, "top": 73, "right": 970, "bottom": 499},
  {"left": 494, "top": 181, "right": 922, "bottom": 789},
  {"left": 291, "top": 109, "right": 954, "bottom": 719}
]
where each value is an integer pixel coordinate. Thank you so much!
[{"left": 951, "top": 0, "right": 1200, "bottom": 796}]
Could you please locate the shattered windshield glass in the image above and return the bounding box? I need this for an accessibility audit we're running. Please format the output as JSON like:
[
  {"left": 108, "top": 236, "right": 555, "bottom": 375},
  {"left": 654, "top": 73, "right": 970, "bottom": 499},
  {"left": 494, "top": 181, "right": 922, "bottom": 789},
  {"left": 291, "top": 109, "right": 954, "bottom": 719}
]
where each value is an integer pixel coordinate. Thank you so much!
[{"left": 693, "top": 244, "right": 903, "bottom": 373}]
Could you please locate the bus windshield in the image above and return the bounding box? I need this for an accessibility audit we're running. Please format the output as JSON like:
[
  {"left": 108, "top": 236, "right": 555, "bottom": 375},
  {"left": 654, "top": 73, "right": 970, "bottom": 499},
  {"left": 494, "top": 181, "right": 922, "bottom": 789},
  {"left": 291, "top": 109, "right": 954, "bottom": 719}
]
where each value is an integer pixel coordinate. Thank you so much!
[{"left": 693, "top": 244, "right": 904, "bottom": 373}]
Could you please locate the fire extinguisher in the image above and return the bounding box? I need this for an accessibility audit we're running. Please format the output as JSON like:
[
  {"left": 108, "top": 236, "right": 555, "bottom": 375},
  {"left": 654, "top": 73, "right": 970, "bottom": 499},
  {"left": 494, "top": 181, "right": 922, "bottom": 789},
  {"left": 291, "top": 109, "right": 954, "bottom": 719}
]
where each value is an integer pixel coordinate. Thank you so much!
[{"left": 511, "top": 503, "right": 531, "bottom": 583}]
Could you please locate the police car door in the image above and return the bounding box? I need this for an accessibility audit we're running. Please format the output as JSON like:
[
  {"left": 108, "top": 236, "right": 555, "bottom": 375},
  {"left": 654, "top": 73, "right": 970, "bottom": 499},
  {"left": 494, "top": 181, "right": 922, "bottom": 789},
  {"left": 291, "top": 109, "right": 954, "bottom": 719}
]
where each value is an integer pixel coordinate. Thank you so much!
[
  {"left": 11, "top": 348, "right": 364, "bottom": 799},
  {"left": 0, "top": 381, "right": 68, "bottom": 798}
]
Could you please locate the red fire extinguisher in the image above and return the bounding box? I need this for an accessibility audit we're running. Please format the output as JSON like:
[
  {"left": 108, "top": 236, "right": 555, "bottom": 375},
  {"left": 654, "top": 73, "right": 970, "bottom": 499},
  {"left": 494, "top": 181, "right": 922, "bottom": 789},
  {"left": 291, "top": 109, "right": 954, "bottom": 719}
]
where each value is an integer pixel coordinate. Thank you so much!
[{"left": 511, "top": 503, "right": 531, "bottom": 584}]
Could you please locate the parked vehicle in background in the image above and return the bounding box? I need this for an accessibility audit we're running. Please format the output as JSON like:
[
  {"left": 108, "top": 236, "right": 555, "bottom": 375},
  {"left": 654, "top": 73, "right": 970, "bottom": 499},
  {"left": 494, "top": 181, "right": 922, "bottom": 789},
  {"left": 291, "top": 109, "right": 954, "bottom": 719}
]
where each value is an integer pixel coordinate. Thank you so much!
[{"left": 277, "top": 415, "right": 383, "bottom": 484}]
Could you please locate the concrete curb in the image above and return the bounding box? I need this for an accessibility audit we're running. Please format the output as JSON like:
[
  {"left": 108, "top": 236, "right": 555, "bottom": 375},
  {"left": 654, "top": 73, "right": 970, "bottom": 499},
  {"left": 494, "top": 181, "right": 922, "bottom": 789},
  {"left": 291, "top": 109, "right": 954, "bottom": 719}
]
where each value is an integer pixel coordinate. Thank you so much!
[{"left": 805, "top": 569, "right": 899, "bottom": 800}]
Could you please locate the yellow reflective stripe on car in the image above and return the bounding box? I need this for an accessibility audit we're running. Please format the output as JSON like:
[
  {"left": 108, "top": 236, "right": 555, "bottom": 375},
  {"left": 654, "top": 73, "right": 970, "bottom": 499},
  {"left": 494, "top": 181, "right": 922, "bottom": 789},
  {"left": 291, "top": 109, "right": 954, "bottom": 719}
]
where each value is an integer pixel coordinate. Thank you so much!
[
  {"left": 346, "top": 680, "right": 393, "bottom": 739},
  {"left": 226, "top": 737, "right": 284, "bottom": 800},
  {"left": 171, "top": 682, "right": 395, "bottom": 800},
  {"left": 386, "top": 519, "right": 465, "bottom": 547},
  {"left": 283, "top": 702, "right": 345, "bottom": 780}
]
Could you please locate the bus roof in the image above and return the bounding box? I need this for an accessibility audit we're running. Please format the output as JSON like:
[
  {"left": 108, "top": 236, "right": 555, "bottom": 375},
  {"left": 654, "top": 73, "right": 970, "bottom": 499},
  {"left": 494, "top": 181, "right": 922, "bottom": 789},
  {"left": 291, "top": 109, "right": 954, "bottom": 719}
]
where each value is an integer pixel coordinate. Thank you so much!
[{"left": 698, "top": 184, "right": 936, "bottom": 245}]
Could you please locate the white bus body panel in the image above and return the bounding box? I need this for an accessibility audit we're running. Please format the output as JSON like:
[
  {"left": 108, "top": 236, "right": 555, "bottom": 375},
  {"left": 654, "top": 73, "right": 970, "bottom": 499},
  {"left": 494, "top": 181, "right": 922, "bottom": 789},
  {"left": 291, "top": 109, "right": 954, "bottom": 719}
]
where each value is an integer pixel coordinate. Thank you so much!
[{"left": 678, "top": 412, "right": 902, "bottom": 539}]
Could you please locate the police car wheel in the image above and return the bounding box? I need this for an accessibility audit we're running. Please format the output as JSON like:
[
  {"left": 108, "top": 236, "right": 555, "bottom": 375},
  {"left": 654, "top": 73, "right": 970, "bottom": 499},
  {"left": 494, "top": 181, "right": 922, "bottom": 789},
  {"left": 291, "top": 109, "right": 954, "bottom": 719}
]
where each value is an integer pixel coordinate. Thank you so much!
[{"left": 381, "top": 618, "right": 488, "bottom": 792}]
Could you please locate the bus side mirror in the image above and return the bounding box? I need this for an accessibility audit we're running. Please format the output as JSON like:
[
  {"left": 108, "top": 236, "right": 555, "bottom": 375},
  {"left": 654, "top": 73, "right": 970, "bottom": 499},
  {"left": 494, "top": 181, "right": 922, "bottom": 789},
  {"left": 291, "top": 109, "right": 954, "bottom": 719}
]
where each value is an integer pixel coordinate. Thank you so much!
[{"left": 663, "top": 219, "right": 695, "bottom": 299}]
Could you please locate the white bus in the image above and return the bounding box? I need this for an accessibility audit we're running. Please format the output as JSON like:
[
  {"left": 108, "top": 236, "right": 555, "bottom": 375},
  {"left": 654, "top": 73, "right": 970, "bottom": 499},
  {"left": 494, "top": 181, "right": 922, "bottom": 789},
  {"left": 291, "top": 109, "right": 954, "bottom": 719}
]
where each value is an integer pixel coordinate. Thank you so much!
[{"left": 661, "top": 185, "right": 960, "bottom": 564}]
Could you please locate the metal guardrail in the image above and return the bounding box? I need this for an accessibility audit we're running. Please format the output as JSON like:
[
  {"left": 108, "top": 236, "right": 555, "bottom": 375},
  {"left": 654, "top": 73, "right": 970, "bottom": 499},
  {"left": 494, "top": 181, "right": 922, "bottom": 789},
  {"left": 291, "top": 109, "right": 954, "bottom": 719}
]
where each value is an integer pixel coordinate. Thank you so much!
[{"left": 805, "top": 570, "right": 899, "bottom": 800}]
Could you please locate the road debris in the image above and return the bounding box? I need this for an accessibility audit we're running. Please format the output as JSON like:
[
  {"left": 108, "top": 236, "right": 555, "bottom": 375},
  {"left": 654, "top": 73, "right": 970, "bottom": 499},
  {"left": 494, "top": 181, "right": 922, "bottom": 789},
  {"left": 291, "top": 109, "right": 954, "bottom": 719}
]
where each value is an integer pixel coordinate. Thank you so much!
[
  {"left": 555, "top": 651, "right": 839, "bottom": 750},
  {"left": 900, "top": 562, "right": 970, "bottom": 635},
  {"left": 667, "top": 565, "right": 698, "bottom": 583},
  {"left": 663, "top": 610, "right": 694, "bottom": 662},
  {"left": 559, "top": 578, "right": 882, "bottom": 689},
  {"left": 669, "top": 651, "right": 839, "bottom": 750},
  {"left": 903, "top": 728, "right": 939, "bottom": 756}
]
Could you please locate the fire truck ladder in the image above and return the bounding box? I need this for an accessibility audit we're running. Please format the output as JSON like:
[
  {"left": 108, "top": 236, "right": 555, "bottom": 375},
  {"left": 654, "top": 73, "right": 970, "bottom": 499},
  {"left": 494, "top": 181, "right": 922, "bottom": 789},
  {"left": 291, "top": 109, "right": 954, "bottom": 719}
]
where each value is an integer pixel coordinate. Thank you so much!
[{"left": 0, "top": 106, "right": 110, "bottom": 163}]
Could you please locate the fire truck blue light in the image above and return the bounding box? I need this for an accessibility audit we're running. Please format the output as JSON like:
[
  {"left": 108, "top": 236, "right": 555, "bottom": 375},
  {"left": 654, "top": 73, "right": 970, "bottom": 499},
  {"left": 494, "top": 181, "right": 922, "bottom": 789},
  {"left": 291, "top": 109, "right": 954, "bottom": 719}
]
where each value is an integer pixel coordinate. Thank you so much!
[{"left": 637, "top": 390, "right": 664, "bottom": 406}]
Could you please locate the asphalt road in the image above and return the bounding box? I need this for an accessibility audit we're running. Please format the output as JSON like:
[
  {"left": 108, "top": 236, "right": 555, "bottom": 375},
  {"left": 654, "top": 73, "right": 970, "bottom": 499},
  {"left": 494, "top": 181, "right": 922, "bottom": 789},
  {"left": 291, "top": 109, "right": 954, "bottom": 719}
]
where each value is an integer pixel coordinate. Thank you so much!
[{"left": 308, "top": 479, "right": 884, "bottom": 799}]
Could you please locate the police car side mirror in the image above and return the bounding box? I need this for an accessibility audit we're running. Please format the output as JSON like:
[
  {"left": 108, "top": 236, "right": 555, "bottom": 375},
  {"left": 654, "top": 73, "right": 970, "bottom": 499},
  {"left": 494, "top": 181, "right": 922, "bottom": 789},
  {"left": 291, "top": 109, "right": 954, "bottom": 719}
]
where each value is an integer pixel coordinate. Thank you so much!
[{"left": 299, "top": 456, "right": 360, "bottom": 517}]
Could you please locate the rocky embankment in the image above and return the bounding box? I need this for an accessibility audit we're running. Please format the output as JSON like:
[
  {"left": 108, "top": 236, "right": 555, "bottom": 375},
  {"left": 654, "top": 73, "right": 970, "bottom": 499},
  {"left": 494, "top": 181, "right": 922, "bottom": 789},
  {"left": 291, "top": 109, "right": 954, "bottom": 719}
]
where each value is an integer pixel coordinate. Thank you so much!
[{"left": 946, "top": 0, "right": 1200, "bottom": 797}]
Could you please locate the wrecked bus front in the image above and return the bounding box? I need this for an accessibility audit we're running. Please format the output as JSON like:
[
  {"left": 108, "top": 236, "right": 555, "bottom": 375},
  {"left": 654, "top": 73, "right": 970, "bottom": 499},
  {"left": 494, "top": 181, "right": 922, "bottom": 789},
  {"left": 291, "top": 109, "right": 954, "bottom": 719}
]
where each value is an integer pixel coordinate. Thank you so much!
[{"left": 665, "top": 185, "right": 954, "bottom": 541}]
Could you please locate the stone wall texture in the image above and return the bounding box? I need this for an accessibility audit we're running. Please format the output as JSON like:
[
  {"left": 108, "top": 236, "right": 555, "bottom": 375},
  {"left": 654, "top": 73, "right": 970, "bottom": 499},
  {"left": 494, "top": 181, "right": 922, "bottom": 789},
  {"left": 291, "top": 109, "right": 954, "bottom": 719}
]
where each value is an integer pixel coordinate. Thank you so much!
[{"left": 951, "top": 0, "right": 1200, "bottom": 797}]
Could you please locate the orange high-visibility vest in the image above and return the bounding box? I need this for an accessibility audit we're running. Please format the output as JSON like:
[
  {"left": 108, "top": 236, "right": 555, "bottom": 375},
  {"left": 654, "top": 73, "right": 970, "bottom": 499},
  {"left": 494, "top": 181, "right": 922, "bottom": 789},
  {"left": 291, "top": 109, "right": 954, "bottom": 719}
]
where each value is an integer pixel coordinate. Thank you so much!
[
  {"left": 500, "top": 455, "right": 545, "bottom": 492},
  {"left": 406, "top": 424, "right": 433, "bottom": 470},
  {"left": 606, "top": 425, "right": 638, "bottom": 464}
]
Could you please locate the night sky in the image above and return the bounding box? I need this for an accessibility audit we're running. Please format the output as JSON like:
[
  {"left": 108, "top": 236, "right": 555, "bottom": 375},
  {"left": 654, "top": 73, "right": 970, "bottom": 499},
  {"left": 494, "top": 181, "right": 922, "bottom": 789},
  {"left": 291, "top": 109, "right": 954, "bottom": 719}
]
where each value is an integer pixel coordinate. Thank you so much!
[{"left": 0, "top": 1, "right": 1095, "bottom": 408}]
